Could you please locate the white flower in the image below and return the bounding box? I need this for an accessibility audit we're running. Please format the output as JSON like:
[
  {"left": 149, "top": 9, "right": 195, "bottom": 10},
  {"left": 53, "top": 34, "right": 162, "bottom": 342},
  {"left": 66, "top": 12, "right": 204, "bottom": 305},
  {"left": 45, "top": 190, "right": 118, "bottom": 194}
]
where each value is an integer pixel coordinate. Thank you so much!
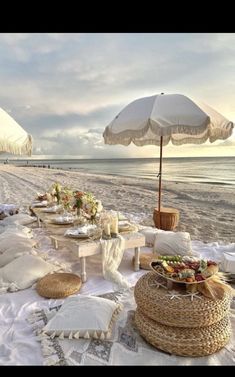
[{"left": 96, "top": 200, "right": 103, "bottom": 213}]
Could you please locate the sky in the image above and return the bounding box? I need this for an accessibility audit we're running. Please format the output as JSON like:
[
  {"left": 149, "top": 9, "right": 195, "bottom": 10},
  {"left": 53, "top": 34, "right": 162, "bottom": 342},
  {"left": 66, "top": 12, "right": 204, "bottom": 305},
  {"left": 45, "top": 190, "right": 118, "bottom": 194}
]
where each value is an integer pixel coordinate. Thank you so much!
[{"left": 0, "top": 33, "right": 234, "bottom": 159}]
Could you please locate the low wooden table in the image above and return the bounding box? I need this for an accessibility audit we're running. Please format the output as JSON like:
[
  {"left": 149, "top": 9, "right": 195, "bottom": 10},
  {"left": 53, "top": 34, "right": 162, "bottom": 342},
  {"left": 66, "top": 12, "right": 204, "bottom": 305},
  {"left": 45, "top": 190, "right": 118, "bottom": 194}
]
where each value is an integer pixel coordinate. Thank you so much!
[
  {"left": 31, "top": 207, "right": 146, "bottom": 283},
  {"left": 50, "top": 232, "right": 145, "bottom": 283},
  {"left": 30, "top": 207, "right": 71, "bottom": 228}
]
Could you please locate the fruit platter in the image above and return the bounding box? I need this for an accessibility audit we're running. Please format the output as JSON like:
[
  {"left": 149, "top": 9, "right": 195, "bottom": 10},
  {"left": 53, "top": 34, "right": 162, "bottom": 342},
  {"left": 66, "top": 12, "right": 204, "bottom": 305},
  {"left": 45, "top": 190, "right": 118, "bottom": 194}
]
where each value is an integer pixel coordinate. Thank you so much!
[{"left": 150, "top": 255, "right": 219, "bottom": 284}]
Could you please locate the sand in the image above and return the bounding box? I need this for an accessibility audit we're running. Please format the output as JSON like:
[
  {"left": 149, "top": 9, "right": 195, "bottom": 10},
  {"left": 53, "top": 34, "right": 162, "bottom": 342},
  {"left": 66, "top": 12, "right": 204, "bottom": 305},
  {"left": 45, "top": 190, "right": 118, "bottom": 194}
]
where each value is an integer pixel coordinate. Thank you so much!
[{"left": 0, "top": 164, "right": 234, "bottom": 243}]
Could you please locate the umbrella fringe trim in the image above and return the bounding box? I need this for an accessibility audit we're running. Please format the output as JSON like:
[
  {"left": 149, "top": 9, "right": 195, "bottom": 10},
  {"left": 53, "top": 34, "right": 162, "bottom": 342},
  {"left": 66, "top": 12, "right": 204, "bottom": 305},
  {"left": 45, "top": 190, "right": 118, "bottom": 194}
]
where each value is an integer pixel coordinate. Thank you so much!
[
  {"left": 0, "top": 134, "right": 32, "bottom": 156},
  {"left": 103, "top": 120, "right": 233, "bottom": 146}
]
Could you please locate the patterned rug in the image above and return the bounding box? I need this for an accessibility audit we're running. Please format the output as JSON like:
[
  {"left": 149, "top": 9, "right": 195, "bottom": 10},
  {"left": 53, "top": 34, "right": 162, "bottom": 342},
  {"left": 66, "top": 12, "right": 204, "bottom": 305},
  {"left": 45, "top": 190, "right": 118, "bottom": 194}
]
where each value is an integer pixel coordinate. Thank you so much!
[{"left": 28, "top": 289, "right": 235, "bottom": 365}]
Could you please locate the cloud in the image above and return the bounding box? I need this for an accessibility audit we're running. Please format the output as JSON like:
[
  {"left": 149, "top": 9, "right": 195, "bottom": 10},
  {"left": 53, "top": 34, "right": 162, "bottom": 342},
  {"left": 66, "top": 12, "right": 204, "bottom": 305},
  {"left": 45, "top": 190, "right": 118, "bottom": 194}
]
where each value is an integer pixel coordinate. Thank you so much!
[{"left": 0, "top": 33, "right": 234, "bottom": 157}]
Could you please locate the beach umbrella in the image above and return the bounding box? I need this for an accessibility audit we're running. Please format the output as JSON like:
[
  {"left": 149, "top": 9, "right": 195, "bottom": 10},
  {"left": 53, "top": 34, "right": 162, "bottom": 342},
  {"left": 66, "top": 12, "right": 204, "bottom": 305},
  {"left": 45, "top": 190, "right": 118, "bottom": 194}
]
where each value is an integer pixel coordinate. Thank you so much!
[
  {"left": 103, "top": 93, "right": 234, "bottom": 229},
  {"left": 0, "top": 107, "right": 32, "bottom": 156}
]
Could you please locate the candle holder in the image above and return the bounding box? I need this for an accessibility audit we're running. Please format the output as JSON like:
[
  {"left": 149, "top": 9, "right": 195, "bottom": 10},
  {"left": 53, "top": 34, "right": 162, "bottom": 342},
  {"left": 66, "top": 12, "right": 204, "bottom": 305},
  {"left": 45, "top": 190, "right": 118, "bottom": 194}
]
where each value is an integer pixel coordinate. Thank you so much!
[
  {"left": 111, "top": 232, "right": 118, "bottom": 238},
  {"left": 102, "top": 230, "right": 111, "bottom": 240}
]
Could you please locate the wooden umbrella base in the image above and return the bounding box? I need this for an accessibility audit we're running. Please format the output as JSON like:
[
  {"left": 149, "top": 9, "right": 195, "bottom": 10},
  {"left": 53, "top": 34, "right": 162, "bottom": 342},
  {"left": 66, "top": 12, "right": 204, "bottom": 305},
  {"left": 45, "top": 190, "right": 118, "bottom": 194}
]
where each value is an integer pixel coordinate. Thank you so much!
[{"left": 153, "top": 207, "right": 179, "bottom": 230}]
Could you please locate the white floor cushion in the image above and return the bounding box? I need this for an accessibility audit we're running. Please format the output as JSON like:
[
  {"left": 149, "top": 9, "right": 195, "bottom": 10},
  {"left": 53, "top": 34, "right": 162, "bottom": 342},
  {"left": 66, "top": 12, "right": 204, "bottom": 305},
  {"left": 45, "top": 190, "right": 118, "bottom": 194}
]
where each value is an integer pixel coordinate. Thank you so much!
[
  {"left": 1, "top": 213, "right": 37, "bottom": 226},
  {"left": 139, "top": 227, "right": 164, "bottom": 246},
  {"left": 0, "top": 224, "right": 32, "bottom": 237},
  {"left": 43, "top": 295, "right": 123, "bottom": 340},
  {"left": 153, "top": 231, "right": 192, "bottom": 256},
  {"left": 0, "top": 236, "right": 37, "bottom": 254},
  {"left": 0, "top": 246, "right": 35, "bottom": 267},
  {"left": 0, "top": 254, "right": 59, "bottom": 293}
]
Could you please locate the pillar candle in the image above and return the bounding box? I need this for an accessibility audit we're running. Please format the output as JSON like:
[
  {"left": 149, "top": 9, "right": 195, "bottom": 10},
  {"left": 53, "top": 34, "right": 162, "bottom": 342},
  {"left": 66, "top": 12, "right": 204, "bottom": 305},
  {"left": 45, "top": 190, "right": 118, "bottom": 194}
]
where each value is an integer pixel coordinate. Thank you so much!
[
  {"left": 104, "top": 223, "right": 111, "bottom": 236},
  {"left": 111, "top": 217, "right": 118, "bottom": 234}
]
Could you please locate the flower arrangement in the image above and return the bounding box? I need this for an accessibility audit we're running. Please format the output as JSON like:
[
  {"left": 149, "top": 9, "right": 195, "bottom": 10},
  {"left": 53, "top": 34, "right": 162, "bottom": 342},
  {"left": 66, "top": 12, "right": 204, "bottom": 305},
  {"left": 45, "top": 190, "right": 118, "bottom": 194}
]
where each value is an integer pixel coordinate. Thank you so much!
[
  {"left": 73, "top": 191, "right": 84, "bottom": 211},
  {"left": 60, "top": 188, "right": 74, "bottom": 211},
  {"left": 50, "top": 182, "right": 62, "bottom": 204},
  {"left": 73, "top": 191, "right": 103, "bottom": 223},
  {"left": 47, "top": 183, "right": 103, "bottom": 222}
]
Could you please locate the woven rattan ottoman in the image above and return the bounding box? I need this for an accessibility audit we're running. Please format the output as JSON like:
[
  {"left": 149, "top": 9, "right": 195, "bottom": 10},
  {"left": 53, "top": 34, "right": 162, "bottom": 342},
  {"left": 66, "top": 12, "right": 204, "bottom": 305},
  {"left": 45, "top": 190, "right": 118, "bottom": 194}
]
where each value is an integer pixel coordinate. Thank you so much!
[{"left": 134, "top": 272, "right": 232, "bottom": 357}]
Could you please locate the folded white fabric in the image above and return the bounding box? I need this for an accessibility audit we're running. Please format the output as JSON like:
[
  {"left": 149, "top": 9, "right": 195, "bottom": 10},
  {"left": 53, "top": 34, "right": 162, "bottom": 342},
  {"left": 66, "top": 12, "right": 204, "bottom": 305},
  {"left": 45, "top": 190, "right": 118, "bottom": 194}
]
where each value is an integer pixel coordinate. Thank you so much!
[{"left": 100, "top": 235, "right": 130, "bottom": 290}]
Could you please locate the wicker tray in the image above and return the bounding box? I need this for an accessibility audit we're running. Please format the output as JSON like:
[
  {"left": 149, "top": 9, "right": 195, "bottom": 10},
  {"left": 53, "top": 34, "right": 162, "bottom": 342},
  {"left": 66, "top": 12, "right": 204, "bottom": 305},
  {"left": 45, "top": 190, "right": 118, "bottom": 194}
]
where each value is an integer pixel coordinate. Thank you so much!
[
  {"left": 150, "top": 260, "right": 217, "bottom": 285},
  {"left": 135, "top": 308, "right": 231, "bottom": 357}
]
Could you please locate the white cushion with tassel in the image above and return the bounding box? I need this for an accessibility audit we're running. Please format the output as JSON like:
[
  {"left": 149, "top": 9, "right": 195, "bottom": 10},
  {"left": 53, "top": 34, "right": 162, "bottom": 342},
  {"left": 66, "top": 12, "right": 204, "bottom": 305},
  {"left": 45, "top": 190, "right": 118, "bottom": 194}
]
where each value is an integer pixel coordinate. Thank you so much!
[{"left": 42, "top": 295, "right": 122, "bottom": 340}]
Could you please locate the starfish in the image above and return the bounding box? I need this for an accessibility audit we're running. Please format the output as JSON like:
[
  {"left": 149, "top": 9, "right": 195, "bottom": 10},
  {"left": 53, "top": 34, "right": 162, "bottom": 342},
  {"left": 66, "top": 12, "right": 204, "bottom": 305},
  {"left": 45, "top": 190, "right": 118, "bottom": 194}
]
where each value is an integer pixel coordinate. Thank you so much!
[
  {"left": 149, "top": 279, "right": 167, "bottom": 290},
  {"left": 184, "top": 292, "right": 203, "bottom": 302},
  {"left": 166, "top": 291, "right": 182, "bottom": 300}
]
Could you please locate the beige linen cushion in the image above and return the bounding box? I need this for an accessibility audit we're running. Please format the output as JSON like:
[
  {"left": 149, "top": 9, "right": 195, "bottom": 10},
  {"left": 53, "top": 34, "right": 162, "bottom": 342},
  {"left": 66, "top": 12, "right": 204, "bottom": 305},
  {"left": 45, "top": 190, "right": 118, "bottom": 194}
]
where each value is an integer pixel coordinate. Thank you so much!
[
  {"left": 0, "top": 224, "right": 32, "bottom": 236},
  {"left": 153, "top": 231, "right": 192, "bottom": 256},
  {"left": 0, "top": 254, "right": 59, "bottom": 293},
  {"left": 0, "top": 236, "right": 37, "bottom": 254},
  {"left": 139, "top": 227, "right": 163, "bottom": 246},
  {"left": 43, "top": 295, "right": 123, "bottom": 340},
  {"left": 1, "top": 213, "right": 37, "bottom": 226},
  {"left": 0, "top": 246, "right": 36, "bottom": 267}
]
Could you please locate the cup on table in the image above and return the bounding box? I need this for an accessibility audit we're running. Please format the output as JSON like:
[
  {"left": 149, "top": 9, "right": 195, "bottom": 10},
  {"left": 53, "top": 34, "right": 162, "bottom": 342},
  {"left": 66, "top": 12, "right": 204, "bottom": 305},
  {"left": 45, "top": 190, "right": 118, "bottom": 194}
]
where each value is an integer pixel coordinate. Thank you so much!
[
  {"left": 110, "top": 216, "right": 118, "bottom": 238},
  {"left": 102, "top": 221, "right": 111, "bottom": 239}
]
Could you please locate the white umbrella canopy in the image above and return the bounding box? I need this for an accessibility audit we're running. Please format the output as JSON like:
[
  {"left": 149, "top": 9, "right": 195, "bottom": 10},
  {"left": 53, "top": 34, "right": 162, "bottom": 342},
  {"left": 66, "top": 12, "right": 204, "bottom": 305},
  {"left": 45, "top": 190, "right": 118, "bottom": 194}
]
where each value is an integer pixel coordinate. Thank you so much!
[
  {"left": 103, "top": 93, "right": 234, "bottom": 228},
  {"left": 0, "top": 107, "right": 33, "bottom": 156}
]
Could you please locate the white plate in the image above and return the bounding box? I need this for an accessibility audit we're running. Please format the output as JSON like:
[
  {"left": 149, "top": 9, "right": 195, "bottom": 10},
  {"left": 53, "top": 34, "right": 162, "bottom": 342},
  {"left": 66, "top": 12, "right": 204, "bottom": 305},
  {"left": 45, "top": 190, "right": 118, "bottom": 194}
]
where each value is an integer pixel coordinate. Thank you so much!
[
  {"left": 42, "top": 208, "right": 58, "bottom": 213},
  {"left": 32, "top": 201, "right": 48, "bottom": 207},
  {"left": 64, "top": 225, "right": 97, "bottom": 238},
  {"left": 65, "top": 233, "right": 89, "bottom": 239},
  {"left": 118, "top": 221, "right": 131, "bottom": 228},
  {"left": 52, "top": 217, "right": 74, "bottom": 225}
]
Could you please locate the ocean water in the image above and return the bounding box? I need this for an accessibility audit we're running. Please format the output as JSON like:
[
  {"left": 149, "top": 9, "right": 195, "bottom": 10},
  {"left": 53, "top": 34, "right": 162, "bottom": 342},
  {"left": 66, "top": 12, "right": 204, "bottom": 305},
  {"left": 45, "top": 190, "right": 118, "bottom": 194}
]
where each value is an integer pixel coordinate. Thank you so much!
[{"left": 5, "top": 157, "right": 235, "bottom": 186}]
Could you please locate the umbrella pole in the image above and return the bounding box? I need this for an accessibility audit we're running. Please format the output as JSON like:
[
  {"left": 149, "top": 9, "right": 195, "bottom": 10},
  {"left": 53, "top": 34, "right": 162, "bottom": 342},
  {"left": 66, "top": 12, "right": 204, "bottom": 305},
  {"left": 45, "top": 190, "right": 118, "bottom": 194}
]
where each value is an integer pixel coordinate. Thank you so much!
[{"left": 158, "top": 136, "right": 163, "bottom": 229}]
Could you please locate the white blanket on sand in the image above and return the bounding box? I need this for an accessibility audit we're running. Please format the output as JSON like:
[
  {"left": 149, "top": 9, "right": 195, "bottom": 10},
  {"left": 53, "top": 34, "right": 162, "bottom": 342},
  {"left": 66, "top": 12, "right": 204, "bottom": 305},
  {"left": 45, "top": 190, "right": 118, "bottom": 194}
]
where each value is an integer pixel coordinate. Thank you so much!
[{"left": 0, "top": 231, "right": 235, "bottom": 365}]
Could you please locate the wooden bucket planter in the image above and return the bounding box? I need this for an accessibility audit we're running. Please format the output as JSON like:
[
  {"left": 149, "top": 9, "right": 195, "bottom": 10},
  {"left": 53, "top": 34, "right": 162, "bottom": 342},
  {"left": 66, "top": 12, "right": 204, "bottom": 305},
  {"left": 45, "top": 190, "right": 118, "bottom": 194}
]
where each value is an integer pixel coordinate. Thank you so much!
[{"left": 153, "top": 207, "right": 179, "bottom": 230}]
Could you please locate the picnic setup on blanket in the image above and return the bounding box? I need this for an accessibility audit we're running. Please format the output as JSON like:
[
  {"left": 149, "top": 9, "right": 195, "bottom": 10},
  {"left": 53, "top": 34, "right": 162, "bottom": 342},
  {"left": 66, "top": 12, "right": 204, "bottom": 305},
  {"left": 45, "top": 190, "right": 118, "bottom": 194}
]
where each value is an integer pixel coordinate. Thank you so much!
[{"left": 0, "top": 180, "right": 235, "bottom": 365}]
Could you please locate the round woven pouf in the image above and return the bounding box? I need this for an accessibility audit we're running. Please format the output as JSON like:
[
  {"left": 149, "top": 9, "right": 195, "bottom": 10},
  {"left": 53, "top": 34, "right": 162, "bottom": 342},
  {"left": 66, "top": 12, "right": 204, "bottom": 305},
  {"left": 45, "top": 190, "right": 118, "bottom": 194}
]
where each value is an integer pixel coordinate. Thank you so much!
[
  {"left": 135, "top": 308, "right": 231, "bottom": 357},
  {"left": 134, "top": 272, "right": 232, "bottom": 328},
  {"left": 36, "top": 273, "right": 82, "bottom": 298},
  {"left": 132, "top": 253, "right": 159, "bottom": 270}
]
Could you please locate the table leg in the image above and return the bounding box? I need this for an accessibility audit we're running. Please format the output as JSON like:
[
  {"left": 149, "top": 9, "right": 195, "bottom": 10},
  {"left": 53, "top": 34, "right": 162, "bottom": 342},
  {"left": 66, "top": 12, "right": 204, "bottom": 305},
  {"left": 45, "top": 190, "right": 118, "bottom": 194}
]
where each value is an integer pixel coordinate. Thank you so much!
[
  {"left": 134, "top": 247, "right": 140, "bottom": 271},
  {"left": 37, "top": 216, "right": 40, "bottom": 227},
  {"left": 81, "top": 257, "right": 87, "bottom": 282},
  {"left": 51, "top": 238, "right": 58, "bottom": 249}
]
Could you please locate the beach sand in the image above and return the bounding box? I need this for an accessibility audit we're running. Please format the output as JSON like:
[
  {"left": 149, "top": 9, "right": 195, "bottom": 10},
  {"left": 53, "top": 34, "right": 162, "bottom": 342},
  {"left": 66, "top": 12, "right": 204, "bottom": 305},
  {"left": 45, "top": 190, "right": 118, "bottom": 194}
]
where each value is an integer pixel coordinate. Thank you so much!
[{"left": 0, "top": 164, "right": 234, "bottom": 243}]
